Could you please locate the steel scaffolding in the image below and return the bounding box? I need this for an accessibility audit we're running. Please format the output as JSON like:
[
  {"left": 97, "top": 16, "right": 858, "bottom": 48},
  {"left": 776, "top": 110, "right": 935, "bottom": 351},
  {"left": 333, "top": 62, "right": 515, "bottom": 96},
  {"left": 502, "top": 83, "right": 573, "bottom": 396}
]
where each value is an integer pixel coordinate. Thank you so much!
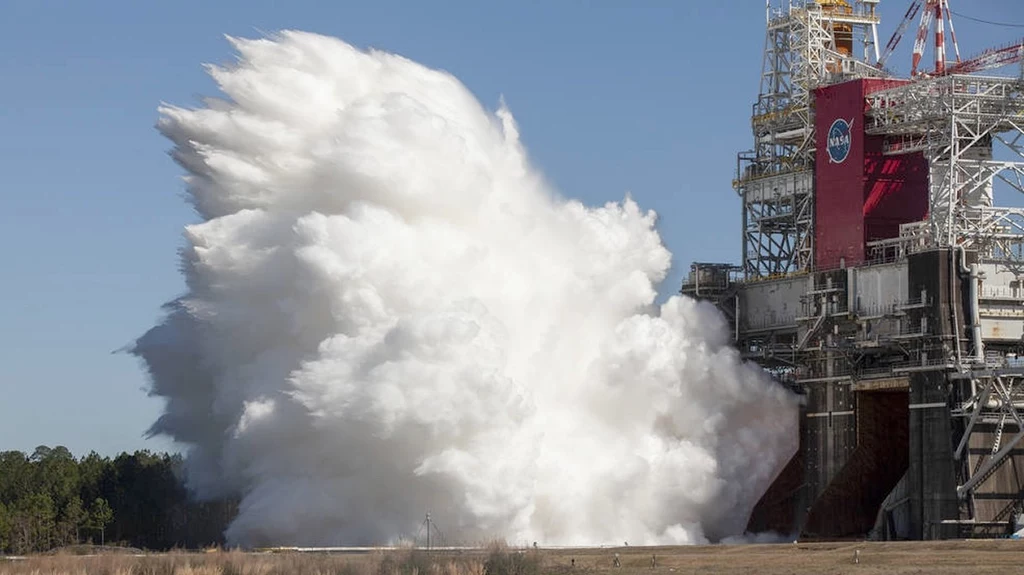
[
  {"left": 862, "top": 73, "right": 1024, "bottom": 525},
  {"left": 865, "top": 74, "right": 1024, "bottom": 264},
  {"left": 688, "top": 1, "right": 1024, "bottom": 541},
  {"left": 737, "top": 1, "right": 882, "bottom": 279}
]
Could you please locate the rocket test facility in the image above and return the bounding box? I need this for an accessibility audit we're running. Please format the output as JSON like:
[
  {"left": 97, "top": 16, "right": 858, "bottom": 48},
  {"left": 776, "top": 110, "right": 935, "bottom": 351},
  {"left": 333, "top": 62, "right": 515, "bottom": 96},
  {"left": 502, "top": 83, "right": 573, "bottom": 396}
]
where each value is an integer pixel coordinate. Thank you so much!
[{"left": 683, "top": 0, "right": 1024, "bottom": 540}]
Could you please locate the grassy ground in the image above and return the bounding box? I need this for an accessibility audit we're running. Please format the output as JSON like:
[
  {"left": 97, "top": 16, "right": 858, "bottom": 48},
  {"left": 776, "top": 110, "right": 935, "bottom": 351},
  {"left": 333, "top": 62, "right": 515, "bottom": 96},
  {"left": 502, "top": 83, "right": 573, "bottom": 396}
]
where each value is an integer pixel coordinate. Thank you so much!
[{"left": 4, "top": 540, "right": 1024, "bottom": 575}]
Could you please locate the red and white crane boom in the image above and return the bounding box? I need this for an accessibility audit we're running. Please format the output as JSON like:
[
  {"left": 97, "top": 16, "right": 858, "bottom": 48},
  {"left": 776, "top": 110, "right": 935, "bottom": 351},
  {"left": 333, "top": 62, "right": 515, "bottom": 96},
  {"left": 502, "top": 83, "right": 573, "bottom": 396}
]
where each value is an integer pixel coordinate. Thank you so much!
[
  {"left": 946, "top": 41, "right": 1024, "bottom": 75},
  {"left": 878, "top": 0, "right": 922, "bottom": 69}
]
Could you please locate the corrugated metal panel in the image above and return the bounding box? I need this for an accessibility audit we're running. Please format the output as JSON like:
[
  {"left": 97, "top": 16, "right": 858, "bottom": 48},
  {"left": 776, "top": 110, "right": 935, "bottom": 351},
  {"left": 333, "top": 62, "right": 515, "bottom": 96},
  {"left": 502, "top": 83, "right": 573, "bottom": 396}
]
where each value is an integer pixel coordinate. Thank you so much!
[
  {"left": 853, "top": 262, "right": 909, "bottom": 313},
  {"left": 738, "top": 275, "right": 807, "bottom": 331},
  {"left": 980, "top": 263, "right": 1024, "bottom": 289}
]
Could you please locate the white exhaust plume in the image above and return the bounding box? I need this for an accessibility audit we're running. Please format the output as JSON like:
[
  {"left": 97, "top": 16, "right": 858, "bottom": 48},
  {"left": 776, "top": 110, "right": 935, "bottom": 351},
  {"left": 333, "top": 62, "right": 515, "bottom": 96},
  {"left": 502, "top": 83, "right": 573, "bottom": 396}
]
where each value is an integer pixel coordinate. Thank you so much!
[{"left": 134, "top": 31, "right": 798, "bottom": 548}]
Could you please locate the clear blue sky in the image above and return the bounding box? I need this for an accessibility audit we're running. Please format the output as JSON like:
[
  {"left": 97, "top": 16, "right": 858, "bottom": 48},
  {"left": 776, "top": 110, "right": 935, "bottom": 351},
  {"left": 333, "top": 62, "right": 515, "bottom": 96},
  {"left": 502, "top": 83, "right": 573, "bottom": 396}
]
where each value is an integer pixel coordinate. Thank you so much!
[{"left": 1, "top": 0, "right": 1021, "bottom": 457}]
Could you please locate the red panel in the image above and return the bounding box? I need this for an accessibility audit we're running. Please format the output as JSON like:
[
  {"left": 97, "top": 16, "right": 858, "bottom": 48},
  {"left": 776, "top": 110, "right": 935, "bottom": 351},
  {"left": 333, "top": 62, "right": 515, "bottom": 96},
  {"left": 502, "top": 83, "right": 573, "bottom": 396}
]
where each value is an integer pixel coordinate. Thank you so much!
[
  {"left": 863, "top": 70, "right": 926, "bottom": 244},
  {"left": 815, "top": 80, "right": 867, "bottom": 269},
  {"left": 813, "top": 78, "right": 928, "bottom": 269},
  {"left": 863, "top": 141, "right": 928, "bottom": 242}
]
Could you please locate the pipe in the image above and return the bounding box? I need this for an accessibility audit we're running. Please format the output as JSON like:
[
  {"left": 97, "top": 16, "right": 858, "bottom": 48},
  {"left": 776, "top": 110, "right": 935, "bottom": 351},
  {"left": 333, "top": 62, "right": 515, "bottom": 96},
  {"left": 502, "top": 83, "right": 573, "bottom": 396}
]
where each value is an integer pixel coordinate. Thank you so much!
[
  {"left": 871, "top": 19, "right": 880, "bottom": 63},
  {"left": 934, "top": 1, "right": 945, "bottom": 75},
  {"left": 950, "top": 250, "right": 964, "bottom": 368},
  {"left": 955, "top": 244, "right": 970, "bottom": 274},
  {"left": 983, "top": 398, "right": 1024, "bottom": 410},
  {"left": 735, "top": 294, "right": 740, "bottom": 343},
  {"left": 847, "top": 267, "right": 856, "bottom": 315},
  {"left": 955, "top": 245, "right": 985, "bottom": 365},
  {"left": 969, "top": 263, "right": 985, "bottom": 364}
]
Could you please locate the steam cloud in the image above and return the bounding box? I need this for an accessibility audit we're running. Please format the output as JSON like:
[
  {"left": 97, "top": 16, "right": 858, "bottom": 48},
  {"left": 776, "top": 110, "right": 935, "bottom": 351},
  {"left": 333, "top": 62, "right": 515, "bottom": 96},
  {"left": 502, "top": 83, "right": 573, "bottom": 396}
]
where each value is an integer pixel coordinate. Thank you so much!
[{"left": 134, "top": 31, "right": 798, "bottom": 547}]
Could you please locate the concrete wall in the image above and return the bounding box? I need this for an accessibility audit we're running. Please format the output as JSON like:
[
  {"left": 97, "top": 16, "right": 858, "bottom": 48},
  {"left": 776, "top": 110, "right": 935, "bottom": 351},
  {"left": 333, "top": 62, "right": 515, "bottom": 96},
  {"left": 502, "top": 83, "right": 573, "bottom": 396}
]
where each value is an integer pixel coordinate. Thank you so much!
[
  {"left": 802, "top": 390, "right": 909, "bottom": 538},
  {"left": 803, "top": 378, "right": 858, "bottom": 515},
  {"left": 907, "top": 250, "right": 961, "bottom": 539},
  {"left": 908, "top": 373, "right": 960, "bottom": 540}
]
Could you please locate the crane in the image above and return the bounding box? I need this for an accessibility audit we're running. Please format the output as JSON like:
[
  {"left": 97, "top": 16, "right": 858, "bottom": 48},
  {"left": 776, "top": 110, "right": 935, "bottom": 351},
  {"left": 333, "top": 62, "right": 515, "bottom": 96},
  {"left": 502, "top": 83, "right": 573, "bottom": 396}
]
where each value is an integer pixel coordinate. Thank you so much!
[
  {"left": 877, "top": 0, "right": 922, "bottom": 70},
  {"left": 910, "top": 0, "right": 961, "bottom": 76},
  {"left": 878, "top": 0, "right": 1022, "bottom": 78},
  {"left": 946, "top": 41, "right": 1024, "bottom": 76}
]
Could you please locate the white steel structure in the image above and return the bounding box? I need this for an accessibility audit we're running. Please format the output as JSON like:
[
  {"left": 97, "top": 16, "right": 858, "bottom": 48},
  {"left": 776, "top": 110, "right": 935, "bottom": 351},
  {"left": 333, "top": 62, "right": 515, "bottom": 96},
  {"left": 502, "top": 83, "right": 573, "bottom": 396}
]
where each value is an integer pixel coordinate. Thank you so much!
[
  {"left": 688, "top": 0, "right": 1024, "bottom": 540},
  {"left": 738, "top": 0, "right": 882, "bottom": 279},
  {"left": 865, "top": 75, "right": 1024, "bottom": 266},
  {"left": 862, "top": 73, "right": 1024, "bottom": 531}
]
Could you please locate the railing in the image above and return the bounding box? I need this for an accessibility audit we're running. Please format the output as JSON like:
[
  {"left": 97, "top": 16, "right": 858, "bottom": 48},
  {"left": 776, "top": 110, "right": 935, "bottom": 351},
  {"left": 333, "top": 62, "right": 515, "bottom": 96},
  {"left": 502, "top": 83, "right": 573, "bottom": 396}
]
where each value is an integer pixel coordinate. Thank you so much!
[
  {"left": 974, "top": 354, "right": 1024, "bottom": 370},
  {"left": 798, "top": 362, "right": 854, "bottom": 381},
  {"left": 892, "top": 356, "right": 957, "bottom": 371},
  {"left": 751, "top": 104, "right": 808, "bottom": 129},
  {"left": 863, "top": 249, "right": 909, "bottom": 266},
  {"left": 897, "top": 322, "right": 931, "bottom": 336},
  {"left": 864, "top": 221, "right": 935, "bottom": 259},
  {"left": 980, "top": 286, "right": 1024, "bottom": 300},
  {"left": 801, "top": 303, "right": 850, "bottom": 317},
  {"left": 896, "top": 295, "right": 931, "bottom": 308},
  {"left": 735, "top": 163, "right": 812, "bottom": 187},
  {"left": 743, "top": 314, "right": 798, "bottom": 332},
  {"left": 768, "top": 2, "right": 881, "bottom": 26},
  {"left": 854, "top": 302, "right": 903, "bottom": 318},
  {"left": 743, "top": 270, "right": 809, "bottom": 284},
  {"left": 859, "top": 366, "right": 897, "bottom": 379},
  {"left": 681, "top": 280, "right": 730, "bottom": 292}
]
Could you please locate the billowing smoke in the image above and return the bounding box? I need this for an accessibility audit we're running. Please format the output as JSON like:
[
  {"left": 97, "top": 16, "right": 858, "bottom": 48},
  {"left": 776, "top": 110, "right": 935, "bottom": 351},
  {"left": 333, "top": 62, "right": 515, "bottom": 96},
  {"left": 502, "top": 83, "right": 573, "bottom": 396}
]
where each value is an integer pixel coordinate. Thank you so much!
[{"left": 134, "top": 31, "right": 798, "bottom": 548}]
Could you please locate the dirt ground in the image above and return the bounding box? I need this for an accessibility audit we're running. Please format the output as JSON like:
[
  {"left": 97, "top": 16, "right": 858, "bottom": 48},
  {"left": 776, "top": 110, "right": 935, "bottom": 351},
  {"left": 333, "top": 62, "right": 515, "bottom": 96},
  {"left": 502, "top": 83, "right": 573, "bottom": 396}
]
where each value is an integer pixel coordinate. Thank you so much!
[
  {"left": 5, "top": 540, "right": 1024, "bottom": 575},
  {"left": 552, "top": 540, "right": 1024, "bottom": 574}
]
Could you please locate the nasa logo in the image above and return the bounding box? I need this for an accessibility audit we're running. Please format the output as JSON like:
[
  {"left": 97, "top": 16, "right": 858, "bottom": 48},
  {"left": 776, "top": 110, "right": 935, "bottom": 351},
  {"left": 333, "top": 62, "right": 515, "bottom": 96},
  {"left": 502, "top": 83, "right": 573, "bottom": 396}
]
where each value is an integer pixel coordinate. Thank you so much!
[{"left": 827, "top": 118, "right": 853, "bottom": 164}]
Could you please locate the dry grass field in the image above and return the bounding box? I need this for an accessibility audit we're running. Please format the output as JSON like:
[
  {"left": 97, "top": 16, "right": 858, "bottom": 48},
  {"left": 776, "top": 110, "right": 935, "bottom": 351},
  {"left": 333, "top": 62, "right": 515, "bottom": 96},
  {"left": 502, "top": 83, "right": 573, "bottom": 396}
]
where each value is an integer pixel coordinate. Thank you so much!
[{"left": 4, "top": 540, "right": 1024, "bottom": 575}]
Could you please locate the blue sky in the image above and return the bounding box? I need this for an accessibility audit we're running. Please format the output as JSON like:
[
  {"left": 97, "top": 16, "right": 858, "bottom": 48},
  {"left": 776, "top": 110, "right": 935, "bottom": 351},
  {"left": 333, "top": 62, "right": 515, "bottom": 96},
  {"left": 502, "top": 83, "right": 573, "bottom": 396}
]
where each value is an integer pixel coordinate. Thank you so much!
[{"left": 1, "top": 0, "right": 1022, "bottom": 457}]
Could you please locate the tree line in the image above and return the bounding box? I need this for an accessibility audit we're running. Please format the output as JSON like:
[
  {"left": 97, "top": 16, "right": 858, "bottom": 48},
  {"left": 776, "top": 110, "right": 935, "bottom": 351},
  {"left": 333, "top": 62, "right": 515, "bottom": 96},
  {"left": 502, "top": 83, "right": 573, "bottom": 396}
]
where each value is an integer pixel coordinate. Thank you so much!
[{"left": 0, "top": 446, "right": 237, "bottom": 554}]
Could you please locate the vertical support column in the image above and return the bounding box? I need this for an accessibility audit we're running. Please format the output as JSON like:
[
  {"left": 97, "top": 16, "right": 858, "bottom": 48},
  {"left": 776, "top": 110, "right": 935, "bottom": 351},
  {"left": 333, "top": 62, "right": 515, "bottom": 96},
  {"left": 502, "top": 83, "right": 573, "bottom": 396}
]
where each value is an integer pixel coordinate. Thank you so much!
[
  {"left": 908, "top": 371, "right": 959, "bottom": 538},
  {"left": 804, "top": 381, "right": 829, "bottom": 505},
  {"left": 825, "top": 351, "right": 837, "bottom": 479},
  {"left": 906, "top": 249, "right": 961, "bottom": 539},
  {"left": 934, "top": 1, "right": 945, "bottom": 75},
  {"left": 946, "top": 106, "right": 958, "bottom": 248}
]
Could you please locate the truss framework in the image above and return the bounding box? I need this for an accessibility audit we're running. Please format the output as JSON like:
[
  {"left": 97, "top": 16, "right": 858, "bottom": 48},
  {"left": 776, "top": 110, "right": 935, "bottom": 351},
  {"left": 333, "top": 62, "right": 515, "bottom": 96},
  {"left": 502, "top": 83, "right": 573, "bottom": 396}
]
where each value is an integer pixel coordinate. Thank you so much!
[
  {"left": 951, "top": 371, "right": 1024, "bottom": 519},
  {"left": 738, "top": 2, "right": 882, "bottom": 279},
  {"left": 716, "top": 3, "right": 1024, "bottom": 542},
  {"left": 865, "top": 75, "right": 1024, "bottom": 265}
]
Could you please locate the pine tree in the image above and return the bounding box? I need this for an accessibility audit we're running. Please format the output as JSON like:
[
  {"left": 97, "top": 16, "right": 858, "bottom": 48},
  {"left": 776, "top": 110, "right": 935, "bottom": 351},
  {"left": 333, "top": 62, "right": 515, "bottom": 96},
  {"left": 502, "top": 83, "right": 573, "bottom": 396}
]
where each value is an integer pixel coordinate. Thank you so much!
[{"left": 88, "top": 497, "right": 113, "bottom": 546}]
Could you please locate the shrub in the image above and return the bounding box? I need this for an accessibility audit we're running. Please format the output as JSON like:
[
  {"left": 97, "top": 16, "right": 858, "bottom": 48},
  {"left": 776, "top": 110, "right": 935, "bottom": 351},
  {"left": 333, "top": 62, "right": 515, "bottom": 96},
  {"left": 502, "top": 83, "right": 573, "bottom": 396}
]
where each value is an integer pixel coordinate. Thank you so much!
[{"left": 482, "top": 544, "right": 539, "bottom": 575}]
